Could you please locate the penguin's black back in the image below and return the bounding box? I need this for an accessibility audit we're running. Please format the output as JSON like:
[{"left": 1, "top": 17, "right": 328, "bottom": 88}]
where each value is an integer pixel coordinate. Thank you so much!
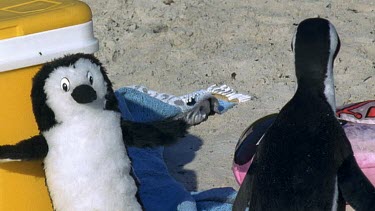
[{"left": 244, "top": 92, "right": 352, "bottom": 210}]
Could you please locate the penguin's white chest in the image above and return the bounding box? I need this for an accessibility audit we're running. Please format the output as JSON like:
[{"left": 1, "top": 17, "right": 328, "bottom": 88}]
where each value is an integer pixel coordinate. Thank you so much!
[{"left": 43, "top": 111, "right": 141, "bottom": 211}]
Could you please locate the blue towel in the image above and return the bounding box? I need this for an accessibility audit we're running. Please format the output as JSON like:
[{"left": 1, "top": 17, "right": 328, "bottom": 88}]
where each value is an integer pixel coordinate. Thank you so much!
[{"left": 115, "top": 85, "right": 250, "bottom": 210}]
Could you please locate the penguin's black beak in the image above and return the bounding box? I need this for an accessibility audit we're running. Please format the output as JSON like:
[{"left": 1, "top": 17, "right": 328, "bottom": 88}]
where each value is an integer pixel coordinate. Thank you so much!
[{"left": 71, "top": 84, "right": 97, "bottom": 104}]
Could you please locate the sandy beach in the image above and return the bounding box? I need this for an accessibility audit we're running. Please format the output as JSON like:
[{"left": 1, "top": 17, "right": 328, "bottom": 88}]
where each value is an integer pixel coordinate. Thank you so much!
[{"left": 82, "top": 0, "right": 374, "bottom": 209}]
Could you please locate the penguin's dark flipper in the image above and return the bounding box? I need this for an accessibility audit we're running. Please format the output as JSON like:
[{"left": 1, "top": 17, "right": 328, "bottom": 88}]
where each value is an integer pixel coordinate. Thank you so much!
[
  {"left": 0, "top": 135, "right": 48, "bottom": 162},
  {"left": 233, "top": 173, "right": 251, "bottom": 211},
  {"left": 121, "top": 118, "right": 189, "bottom": 148},
  {"left": 234, "top": 114, "right": 277, "bottom": 165},
  {"left": 338, "top": 155, "right": 375, "bottom": 211},
  {"left": 233, "top": 162, "right": 258, "bottom": 211}
]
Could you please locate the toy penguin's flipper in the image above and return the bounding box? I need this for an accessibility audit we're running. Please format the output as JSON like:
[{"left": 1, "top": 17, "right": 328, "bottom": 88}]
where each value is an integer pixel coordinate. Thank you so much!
[
  {"left": 0, "top": 135, "right": 48, "bottom": 162},
  {"left": 121, "top": 118, "right": 189, "bottom": 148},
  {"left": 338, "top": 155, "right": 375, "bottom": 210},
  {"left": 234, "top": 114, "right": 277, "bottom": 165}
]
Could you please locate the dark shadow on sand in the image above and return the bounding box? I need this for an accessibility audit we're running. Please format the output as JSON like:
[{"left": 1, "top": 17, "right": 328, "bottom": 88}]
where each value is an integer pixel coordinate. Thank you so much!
[{"left": 164, "top": 134, "right": 203, "bottom": 192}]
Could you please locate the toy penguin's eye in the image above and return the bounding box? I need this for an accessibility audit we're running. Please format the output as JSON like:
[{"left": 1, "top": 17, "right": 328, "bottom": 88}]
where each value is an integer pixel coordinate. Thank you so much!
[
  {"left": 87, "top": 71, "right": 93, "bottom": 85},
  {"left": 61, "top": 78, "right": 70, "bottom": 92}
]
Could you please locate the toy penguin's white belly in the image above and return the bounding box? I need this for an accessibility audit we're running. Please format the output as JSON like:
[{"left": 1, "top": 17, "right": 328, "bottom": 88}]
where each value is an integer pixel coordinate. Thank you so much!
[{"left": 43, "top": 110, "right": 141, "bottom": 211}]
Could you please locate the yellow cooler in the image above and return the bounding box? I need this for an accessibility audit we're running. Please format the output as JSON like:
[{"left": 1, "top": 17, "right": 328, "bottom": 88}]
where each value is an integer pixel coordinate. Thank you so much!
[{"left": 0, "top": 0, "right": 98, "bottom": 210}]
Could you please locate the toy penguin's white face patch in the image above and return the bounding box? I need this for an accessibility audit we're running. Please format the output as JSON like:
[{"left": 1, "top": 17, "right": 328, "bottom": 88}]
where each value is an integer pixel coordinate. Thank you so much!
[{"left": 44, "top": 58, "right": 108, "bottom": 122}]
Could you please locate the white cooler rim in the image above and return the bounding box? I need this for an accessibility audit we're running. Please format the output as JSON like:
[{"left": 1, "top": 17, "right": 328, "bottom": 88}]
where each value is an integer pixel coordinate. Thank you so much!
[{"left": 0, "top": 21, "right": 99, "bottom": 72}]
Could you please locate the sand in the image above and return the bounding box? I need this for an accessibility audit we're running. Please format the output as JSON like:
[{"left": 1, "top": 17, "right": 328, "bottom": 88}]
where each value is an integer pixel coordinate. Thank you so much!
[{"left": 82, "top": 0, "right": 374, "bottom": 209}]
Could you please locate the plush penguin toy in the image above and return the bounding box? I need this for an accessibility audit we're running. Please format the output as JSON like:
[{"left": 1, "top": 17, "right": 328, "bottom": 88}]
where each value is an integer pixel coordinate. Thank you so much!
[
  {"left": 0, "top": 53, "right": 188, "bottom": 210},
  {"left": 233, "top": 18, "right": 375, "bottom": 210}
]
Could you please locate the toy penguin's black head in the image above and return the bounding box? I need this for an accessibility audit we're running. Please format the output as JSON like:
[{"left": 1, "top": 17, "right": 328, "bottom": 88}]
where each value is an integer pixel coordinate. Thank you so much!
[
  {"left": 291, "top": 18, "right": 341, "bottom": 89},
  {"left": 31, "top": 53, "right": 119, "bottom": 132}
]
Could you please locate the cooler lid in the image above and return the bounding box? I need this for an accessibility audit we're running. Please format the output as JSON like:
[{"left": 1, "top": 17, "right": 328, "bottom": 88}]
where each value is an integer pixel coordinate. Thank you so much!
[
  {"left": 0, "top": 0, "right": 98, "bottom": 72},
  {"left": 0, "top": 0, "right": 92, "bottom": 39}
]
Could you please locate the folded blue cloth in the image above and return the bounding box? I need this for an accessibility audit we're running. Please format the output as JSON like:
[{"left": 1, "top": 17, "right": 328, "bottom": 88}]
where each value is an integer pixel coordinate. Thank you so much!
[
  {"left": 116, "top": 86, "right": 181, "bottom": 122},
  {"left": 115, "top": 85, "right": 250, "bottom": 210},
  {"left": 127, "top": 147, "right": 195, "bottom": 211},
  {"left": 191, "top": 187, "right": 237, "bottom": 211},
  {"left": 116, "top": 85, "right": 251, "bottom": 124}
]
